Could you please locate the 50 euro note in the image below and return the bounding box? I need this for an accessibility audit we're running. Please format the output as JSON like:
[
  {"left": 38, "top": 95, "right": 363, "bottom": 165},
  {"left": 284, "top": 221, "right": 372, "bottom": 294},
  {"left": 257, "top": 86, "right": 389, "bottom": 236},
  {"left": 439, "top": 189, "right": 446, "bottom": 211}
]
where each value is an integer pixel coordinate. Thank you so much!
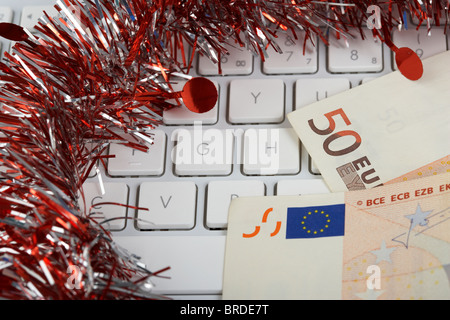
[
  {"left": 222, "top": 172, "right": 450, "bottom": 300},
  {"left": 287, "top": 50, "right": 450, "bottom": 193}
]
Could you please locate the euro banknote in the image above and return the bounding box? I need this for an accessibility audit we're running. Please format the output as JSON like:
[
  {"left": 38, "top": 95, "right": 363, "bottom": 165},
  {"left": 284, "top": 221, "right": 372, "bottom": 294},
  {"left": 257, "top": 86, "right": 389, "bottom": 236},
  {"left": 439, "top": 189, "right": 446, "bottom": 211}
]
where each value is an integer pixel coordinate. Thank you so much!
[
  {"left": 222, "top": 172, "right": 450, "bottom": 300},
  {"left": 287, "top": 51, "right": 450, "bottom": 193}
]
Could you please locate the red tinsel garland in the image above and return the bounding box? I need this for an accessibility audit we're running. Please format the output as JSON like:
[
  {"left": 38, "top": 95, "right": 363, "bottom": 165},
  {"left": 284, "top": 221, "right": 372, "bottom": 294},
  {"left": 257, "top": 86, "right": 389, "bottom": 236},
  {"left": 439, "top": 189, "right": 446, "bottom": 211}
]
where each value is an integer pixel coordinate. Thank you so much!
[{"left": 0, "top": 0, "right": 447, "bottom": 299}]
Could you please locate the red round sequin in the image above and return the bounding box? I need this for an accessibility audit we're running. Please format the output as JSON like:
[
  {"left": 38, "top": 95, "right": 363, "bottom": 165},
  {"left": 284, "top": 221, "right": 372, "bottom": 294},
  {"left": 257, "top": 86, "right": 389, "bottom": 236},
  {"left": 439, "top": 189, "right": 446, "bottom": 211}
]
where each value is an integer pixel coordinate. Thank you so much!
[
  {"left": 181, "top": 77, "right": 218, "bottom": 113},
  {"left": 395, "top": 47, "right": 423, "bottom": 81}
]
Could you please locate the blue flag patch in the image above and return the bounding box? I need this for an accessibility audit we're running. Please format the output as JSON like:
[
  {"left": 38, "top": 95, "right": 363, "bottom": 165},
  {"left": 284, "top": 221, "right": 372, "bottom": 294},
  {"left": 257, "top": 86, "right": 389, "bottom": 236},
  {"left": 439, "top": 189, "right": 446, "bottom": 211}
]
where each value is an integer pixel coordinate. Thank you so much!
[{"left": 286, "top": 204, "right": 345, "bottom": 239}]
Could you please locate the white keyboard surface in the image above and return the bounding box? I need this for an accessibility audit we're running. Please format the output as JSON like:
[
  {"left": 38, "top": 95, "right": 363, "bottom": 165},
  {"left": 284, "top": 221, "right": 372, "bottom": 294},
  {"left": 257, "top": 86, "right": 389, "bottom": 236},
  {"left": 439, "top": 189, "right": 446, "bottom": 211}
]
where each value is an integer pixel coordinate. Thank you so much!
[{"left": 1, "top": 1, "right": 449, "bottom": 299}]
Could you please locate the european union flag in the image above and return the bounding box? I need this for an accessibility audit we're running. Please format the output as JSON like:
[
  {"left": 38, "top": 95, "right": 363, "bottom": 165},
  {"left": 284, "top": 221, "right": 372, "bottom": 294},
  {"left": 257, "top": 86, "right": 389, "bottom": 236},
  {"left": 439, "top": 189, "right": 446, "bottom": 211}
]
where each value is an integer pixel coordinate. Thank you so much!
[{"left": 286, "top": 204, "right": 345, "bottom": 239}]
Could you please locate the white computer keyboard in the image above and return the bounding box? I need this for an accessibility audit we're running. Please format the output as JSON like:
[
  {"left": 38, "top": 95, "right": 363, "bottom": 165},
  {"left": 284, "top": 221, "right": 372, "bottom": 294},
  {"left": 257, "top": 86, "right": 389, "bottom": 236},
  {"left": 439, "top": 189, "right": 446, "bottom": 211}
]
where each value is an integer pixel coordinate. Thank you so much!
[{"left": 0, "top": 0, "right": 448, "bottom": 299}]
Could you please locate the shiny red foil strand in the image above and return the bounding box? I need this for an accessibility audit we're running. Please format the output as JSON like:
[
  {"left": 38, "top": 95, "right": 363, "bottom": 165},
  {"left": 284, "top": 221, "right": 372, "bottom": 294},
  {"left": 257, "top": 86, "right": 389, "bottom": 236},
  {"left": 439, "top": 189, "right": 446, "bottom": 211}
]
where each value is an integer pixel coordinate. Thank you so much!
[
  {"left": 0, "top": 23, "right": 29, "bottom": 42},
  {"left": 0, "top": 0, "right": 447, "bottom": 300},
  {"left": 0, "top": 0, "right": 185, "bottom": 299}
]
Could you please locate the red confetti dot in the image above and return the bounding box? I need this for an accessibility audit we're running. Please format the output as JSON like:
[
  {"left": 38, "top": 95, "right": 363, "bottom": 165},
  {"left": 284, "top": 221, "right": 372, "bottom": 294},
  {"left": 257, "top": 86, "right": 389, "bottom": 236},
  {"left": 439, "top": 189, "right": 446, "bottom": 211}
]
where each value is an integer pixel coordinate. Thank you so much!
[
  {"left": 395, "top": 47, "right": 423, "bottom": 81},
  {"left": 181, "top": 77, "right": 218, "bottom": 113}
]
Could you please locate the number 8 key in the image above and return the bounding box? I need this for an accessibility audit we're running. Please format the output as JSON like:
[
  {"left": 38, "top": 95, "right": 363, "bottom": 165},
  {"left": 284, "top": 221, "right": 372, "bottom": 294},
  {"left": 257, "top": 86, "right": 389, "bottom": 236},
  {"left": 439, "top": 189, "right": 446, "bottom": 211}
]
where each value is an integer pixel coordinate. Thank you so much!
[{"left": 327, "top": 28, "right": 383, "bottom": 73}]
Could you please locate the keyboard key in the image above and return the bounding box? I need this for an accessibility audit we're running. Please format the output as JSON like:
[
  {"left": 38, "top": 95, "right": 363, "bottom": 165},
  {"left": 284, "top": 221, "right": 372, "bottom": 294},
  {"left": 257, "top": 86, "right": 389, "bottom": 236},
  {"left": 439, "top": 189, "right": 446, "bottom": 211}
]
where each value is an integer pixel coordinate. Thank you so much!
[
  {"left": 310, "top": 158, "right": 321, "bottom": 174},
  {"left": 392, "top": 28, "right": 447, "bottom": 70},
  {"left": 163, "top": 81, "right": 218, "bottom": 125},
  {"left": 88, "top": 165, "right": 97, "bottom": 178},
  {"left": 114, "top": 235, "right": 226, "bottom": 294},
  {"left": 172, "top": 38, "right": 194, "bottom": 70},
  {"left": 243, "top": 128, "right": 300, "bottom": 175},
  {"left": 411, "top": 11, "right": 448, "bottom": 26},
  {"left": 276, "top": 179, "right": 330, "bottom": 195},
  {"left": 228, "top": 79, "right": 284, "bottom": 124},
  {"left": 84, "top": 142, "right": 101, "bottom": 178},
  {"left": 107, "top": 130, "right": 166, "bottom": 176},
  {"left": 263, "top": 32, "right": 318, "bottom": 74},
  {"left": 21, "top": 6, "right": 59, "bottom": 32},
  {"left": 81, "top": 182, "right": 129, "bottom": 231},
  {"left": 0, "top": 7, "right": 13, "bottom": 23},
  {"left": 198, "top": 43, "right": 253, "bottom": 76},
  {"left": 172, "top": 128, "right": 233, "bottom": 176},
  {"left": 328, "top": 28, "right": 383, "bottom": 73},
  {"left": 137, "top": 181, "right": 196, "bottom": 230},
  {"left": 361, "top": 77, "right": 376, "bottom": 84},
  {"left": 206, "top": 180, "right": 265, "bottom": 229},
  {"left": 295, "top": 78, "right": 350, "bottom": 109}
]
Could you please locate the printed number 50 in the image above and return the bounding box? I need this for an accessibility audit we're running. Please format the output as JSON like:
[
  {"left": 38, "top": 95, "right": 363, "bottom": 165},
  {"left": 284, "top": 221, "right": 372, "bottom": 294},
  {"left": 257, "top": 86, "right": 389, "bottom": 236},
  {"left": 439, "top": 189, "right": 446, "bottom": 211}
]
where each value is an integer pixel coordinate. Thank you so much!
[{"left": 308, "top": 108, "right": 362, "bottom": 156}]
